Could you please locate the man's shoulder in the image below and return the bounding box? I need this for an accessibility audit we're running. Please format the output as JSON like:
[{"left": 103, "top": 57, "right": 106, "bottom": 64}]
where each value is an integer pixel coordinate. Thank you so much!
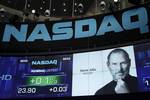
[
  {"left": 128, "top": 75, "right": 137, "bottom": 79},
  {"left": 127, "top": 75, "right": 138, "bottom": 83},
  {"left": 95, "top": 81, "right": 116, "bottom": 95},
  {"left": 125, "top": 75, "right": 139, "bottom": 92}
]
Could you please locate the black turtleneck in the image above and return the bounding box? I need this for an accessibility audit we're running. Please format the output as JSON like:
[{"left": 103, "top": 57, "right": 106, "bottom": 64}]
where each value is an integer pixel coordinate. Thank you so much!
[{"left": 95, "top": 75, "right": 139, "bottom": 95}]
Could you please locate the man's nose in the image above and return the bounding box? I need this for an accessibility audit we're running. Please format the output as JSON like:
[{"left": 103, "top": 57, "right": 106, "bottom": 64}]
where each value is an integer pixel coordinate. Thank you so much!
[{"left": 116, "top": 63, "right": 123, "bottom": 70}]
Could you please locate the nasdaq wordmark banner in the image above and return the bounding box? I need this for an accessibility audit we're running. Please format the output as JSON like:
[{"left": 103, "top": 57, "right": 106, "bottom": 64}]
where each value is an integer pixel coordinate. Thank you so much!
[{"left": 0, "top": 4, "right": 150, "bottom": 54}]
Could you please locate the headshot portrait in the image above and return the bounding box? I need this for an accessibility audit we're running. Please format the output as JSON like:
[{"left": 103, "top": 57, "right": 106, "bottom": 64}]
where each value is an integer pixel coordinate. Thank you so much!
[{"left": 95, "top": 47, "right": 139, "bottom": 95}]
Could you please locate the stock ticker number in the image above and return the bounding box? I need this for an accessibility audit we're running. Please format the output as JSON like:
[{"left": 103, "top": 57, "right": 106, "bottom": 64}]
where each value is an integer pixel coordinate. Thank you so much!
[
  {"left": 17, "top": 87, "right": 37, "bottom": 94},
  {"left": 49, "top": 86, "right": 67, "bottom": 93}
]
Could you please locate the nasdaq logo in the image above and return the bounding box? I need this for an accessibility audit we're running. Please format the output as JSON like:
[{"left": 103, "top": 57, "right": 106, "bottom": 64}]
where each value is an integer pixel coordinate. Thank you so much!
[
  {"left": 1, "top": 7, "right": 149, "bottom": 42},
  {"left": 31, "top": 60, "right": 58, "bottom": 65}
]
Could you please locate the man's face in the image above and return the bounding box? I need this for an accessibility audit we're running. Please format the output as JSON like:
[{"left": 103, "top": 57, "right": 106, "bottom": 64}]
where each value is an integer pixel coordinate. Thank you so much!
[{"left": 107, "top": 52, "right": 130, "bottom": 81}]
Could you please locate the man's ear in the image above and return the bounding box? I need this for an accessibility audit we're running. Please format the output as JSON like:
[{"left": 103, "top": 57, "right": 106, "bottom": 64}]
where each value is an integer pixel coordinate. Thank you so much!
[
  {"left": 107, "top": 61, "right": 110, "bottom": 67},
  {"left": 128, "top": 59, "right": 131, "bottom": 66}
]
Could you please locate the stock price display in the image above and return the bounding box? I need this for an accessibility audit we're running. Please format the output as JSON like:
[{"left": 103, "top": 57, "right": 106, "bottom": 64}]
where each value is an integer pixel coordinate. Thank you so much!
[
  {"left": 17, "top": 75, "right": 67, "bottom": 95},
  {"left": 0, "top": 55, "right": 72, "bottom": 98}
]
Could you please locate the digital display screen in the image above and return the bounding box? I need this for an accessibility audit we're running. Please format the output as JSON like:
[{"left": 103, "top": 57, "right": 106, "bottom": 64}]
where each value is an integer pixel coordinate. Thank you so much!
[
  {"left": 0, "top": 55, "right": 73, "bottom": 98},
  {"left": 1, "top": 42, "right": 150, "bottom": 98},
  {"left": 134, "top": 43, "right": 150, "bottom": 92}
]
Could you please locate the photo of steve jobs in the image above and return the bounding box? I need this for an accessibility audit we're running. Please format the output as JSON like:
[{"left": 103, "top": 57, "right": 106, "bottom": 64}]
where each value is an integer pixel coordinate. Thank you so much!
[{"left": 95, "top": 48, "right": 139, "bottom": 95}]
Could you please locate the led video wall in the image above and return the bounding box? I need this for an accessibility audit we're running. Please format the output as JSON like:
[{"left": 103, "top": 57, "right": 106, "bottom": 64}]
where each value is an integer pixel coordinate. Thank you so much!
[{"left": 0, "top": 42, "right": 150, "bottom": 98}]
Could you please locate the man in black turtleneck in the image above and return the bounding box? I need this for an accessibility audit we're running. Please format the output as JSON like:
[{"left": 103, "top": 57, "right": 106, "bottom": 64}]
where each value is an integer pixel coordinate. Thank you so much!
[{"left": 95, "top": 48, "right": 139, "bottom": 95}]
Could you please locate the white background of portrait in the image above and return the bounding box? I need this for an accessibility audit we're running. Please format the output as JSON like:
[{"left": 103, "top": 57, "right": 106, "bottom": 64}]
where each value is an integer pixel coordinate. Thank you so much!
[
  {"left": 72, "top": 46, "right": 137, "bottom": 96},
  {"left": 72, "top": 51, "right": 103, "bottom": 96}
]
